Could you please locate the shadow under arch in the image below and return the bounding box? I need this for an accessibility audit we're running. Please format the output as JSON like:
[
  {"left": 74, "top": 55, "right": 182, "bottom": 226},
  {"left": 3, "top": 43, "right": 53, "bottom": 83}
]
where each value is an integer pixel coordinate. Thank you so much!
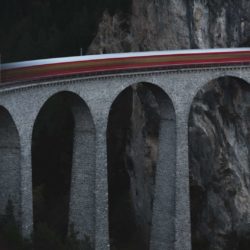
[
  {"left": 0, "top": 106, "right": 21, "bottom": 221},
  {"left": 189, "top": 76, "right": 250, "bottom": 250},
  {"left": 32, "top": 91, "right": 95, "bottom": 246},
  {"left": 107, "top": 82, "right": 176, "bottom": 250}
]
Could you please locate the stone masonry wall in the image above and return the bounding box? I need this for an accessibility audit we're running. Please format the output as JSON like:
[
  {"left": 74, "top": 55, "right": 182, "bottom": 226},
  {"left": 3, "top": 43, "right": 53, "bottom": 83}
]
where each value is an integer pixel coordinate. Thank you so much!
[{"left": 0, "top": 65, "right": 248, "bottom": 250}]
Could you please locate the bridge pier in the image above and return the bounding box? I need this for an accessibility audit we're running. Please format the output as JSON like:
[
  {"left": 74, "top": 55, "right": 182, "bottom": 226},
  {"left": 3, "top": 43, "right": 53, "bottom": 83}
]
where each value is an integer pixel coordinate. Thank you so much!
[
  {"left": 94, "top": 122, "right": 110, "bottom": 250},
  {"left": 174, "top": 105, "right": 192, "bottom": 250},
  {"left": 0, "top": 107, "right": 22, "bottom": 227},
  {"left": 20, "top": 126, "right": 33, "bottom": 238},
  {"left": 69, "top": 98, "right": 96, "bottom": 243}
]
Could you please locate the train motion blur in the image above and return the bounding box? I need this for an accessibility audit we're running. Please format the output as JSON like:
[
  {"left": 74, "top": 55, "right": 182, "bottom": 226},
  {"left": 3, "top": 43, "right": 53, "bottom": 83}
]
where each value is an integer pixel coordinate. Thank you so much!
[{"left": 1, "top": 48, "right": 250, "bottom": 83}]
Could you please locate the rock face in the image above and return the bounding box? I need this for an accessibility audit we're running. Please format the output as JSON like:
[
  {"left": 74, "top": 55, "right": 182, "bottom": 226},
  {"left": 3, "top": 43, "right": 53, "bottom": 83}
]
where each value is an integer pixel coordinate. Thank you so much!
[
  {"left": 189, "top": 78, "right": 250, "bottom": 250},
  {"left": 88, "top": 0, "right": 250, "bottom": 53},
  {"left": 107, "top": 84, "right": 160, "bottom": 249},
  {"left": 89, "top": 1, "right": 250, "bottom": 249}
]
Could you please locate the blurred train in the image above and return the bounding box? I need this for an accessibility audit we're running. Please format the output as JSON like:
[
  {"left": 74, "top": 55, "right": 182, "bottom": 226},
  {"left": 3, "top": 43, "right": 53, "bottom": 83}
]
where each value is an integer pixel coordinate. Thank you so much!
[{"left": 1, "top": 48, "right": 250, "bottom": 84}]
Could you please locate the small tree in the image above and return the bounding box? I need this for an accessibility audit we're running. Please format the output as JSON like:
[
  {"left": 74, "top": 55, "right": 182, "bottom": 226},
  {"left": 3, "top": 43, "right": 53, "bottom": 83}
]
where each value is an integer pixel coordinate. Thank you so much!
[
  {"left": 65, "top": 224, "right": 94, "bottom": 250},
  {"left": 0, "top": 199, "right": 32, "bottom": 250}
]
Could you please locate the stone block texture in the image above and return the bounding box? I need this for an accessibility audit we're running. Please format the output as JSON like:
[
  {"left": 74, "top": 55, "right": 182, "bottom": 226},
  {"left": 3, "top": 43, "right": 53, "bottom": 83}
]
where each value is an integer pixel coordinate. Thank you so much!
[{"left": 0, "top": 64, "right": 248, "bottom": 249}]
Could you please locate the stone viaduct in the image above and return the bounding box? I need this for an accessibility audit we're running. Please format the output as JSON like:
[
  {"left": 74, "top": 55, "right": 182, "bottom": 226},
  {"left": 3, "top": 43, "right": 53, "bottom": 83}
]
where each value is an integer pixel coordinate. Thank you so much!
[{"left": 0, "top": 61, "right": 249, "bottom": 250}]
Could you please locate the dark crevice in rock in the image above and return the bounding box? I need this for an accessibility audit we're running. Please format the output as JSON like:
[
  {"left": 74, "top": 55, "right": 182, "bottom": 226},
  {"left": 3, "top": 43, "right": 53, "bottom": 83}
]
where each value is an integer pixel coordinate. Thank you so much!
[{"left": 107, "top": 84, "right": 160, "bottom": 250}]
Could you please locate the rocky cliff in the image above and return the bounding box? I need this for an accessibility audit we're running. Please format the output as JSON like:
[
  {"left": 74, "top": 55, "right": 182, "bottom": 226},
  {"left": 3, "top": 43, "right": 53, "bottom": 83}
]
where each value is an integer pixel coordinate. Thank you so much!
[
  {"left": 89, "top": 1, "right": 250, "bottom": 250},
  {"left": 189, "top": 78, "right": 250, "bottom": 250},
  {"left": 107, "top": 85, "right": 160, "bottom": 249},
  {"left": 88, "top": 0, "right": 250, "bottom": 53}
]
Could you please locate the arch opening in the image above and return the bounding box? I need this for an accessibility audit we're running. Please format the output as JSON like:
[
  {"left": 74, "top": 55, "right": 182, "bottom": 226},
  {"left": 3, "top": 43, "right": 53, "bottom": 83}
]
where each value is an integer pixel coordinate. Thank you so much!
[
  {"left": 32, "top": 91, "right": 95, "bottom": 247},
  {"left": 107, "top": 82, "right": 176, "bottom": 250},
  {"left": 189, "top": 76, "right": 250, "bottom": 250},
  {"left": 0, "top": 107, "right": 20, "bottom": 221}
]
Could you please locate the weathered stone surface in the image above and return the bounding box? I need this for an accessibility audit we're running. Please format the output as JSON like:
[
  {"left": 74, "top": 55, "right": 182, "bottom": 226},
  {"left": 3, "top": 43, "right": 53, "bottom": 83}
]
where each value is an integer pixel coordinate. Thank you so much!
[
  {"left": 107, "top": 84, "right": 160, "bottom": 249},
  {"left": 189, "top": 77, "right": 250, "bottom": 250},
  {"left": 0, "top": 50, "right": 250, "bottom": 250},
  {"left": 88, "top": 0, "right": 250, "bottom": 53},
  {"left": 126, "top": 85, "right": 160, "bottom": 241},
  {"left": 0, "top": 107, "right": 20, "bottom": 221},
  {"left": 87, "top": 1, "right": 250, "bottom": 249}
]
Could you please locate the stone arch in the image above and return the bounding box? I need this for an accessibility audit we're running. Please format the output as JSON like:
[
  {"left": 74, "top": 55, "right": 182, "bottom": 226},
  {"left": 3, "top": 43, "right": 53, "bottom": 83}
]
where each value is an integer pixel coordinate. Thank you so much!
[
  {"left": 191, "top": 74, "right": 250, "bottom": 102},
  {"left": 107, "top": 82, "right": 176, "bottom": 250},
  {"left": 189, "top": 76, "right": 250, "bottom": 250},
  {"left": 32, "top": 91, "right": 95, "bottom": 245},
  {"left": 0, "top": 106, "right": 21, "bottom": 221}
]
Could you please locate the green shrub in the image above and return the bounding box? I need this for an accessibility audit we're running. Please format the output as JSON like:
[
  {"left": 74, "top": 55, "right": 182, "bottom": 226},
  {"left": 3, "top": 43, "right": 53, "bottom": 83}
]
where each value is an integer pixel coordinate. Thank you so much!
[
  {"left": 65, "top": 224, "right": 93, "bottom": 250},
  {"left": 33, "top": 222, "right": 65, "bottom": 250},
  {"left": 0, "top": 200, "right": 32, "bottom": 250},
  {"left": 0, "top": 200, "right": 94, "bottom": 250},
  {"left": 33, "top": 222, "right": 94, "bottom": 250}
]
